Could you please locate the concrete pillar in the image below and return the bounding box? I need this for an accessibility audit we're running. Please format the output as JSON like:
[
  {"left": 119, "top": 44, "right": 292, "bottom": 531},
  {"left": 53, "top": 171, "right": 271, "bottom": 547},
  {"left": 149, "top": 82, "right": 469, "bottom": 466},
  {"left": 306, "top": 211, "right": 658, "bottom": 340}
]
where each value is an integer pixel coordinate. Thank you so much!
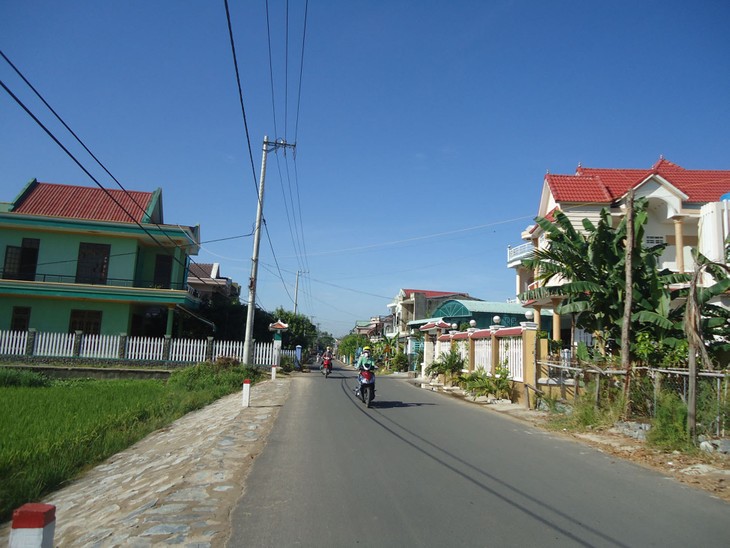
[
  {"left": 72, "top": 330, "right": 83, "bottom": 357},
  {"left": 25, "top": 328, "right": 36, "bottom": 356},
  {"left": 521, "top": 322, "right": 538, "bottom": 405},
  {"left": 118, "top": 333, "right": 128, "bottom": 359},
  {"left": 206, "top": 336, "right": 215, "bottom": 362},
  {"left": 674, "top": 217, "right": 685, "bottom": 273},
  {"left": 533, "top": 305, "right": 542, "bottom": 331},
  {"left": 490, "top": 325, "right": 500, "bottom": 376},
  {"left": 422, "top": 333, "right": 435, "bottom": 378},
  {"left": 165, "top": 305, "right": 175, "bottom": 337},
  {"left": 163, "top": 335, "right": 171, "bottom": 361},
  {"left": 551, "top": 298, "right": 562, "bottom": 341}
]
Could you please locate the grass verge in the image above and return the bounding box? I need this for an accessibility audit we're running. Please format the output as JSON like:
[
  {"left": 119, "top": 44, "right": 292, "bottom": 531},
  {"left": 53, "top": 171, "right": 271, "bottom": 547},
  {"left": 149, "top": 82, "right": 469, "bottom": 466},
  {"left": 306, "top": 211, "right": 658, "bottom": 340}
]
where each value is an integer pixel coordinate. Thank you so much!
[{"left": 0, "top": 363, "right": 262, "bottom": 523}]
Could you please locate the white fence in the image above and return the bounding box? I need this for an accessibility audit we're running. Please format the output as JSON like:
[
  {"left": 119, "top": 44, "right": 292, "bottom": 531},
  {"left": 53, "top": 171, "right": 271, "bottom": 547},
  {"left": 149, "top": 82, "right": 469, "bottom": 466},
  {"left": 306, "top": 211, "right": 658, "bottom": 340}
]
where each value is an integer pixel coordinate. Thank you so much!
[
  {"left": 499, "top": 336, "right": 524, "bottom": 381},
  {"left": 0, "top": 330, "right": 296, "bottom": 367},
  {"left": 473, "top": 338, "right": 491, "bottom": 372}
]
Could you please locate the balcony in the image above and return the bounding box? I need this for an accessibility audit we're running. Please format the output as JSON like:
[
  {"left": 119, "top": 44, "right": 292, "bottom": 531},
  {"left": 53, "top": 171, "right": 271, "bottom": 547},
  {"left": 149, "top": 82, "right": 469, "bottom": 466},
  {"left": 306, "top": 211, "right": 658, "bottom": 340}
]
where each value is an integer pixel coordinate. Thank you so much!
[
  {"left": 0, "top": 270, "right": 189, "bottom": 290},
  {"left": 507, "top": 242, "right": 534, "bottom": 266}
]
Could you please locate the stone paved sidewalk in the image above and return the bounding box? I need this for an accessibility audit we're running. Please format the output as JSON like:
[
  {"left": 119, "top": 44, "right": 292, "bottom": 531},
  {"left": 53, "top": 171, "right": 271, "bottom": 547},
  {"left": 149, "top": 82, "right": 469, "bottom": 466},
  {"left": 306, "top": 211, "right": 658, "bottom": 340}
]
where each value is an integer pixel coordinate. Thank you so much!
[{"left": 0, "top": 377, "right": 291, "bottom": 547}]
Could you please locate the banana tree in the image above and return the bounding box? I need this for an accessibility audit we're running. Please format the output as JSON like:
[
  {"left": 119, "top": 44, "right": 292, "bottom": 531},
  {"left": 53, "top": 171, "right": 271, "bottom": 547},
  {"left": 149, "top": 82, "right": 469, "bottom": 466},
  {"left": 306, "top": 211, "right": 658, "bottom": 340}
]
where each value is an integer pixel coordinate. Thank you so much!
[{"left": 520, "top": 199, "right": 690, "bottom": 360}]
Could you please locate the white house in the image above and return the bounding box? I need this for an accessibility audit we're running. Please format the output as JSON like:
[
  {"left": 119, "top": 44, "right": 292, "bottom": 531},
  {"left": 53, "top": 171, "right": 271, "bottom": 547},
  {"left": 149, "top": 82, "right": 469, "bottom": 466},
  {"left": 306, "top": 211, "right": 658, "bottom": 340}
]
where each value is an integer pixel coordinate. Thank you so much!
[{"left": 507, "top": 157, "right": 730, "bottom": 341}]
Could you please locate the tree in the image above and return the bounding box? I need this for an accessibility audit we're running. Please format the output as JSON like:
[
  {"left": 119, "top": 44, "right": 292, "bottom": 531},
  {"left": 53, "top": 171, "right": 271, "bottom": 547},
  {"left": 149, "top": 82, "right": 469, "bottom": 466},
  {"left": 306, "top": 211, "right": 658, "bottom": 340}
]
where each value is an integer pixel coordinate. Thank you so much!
[
  {"left": 338, "top": 334, "right": 370, "bottom": 363},
  {"left": 520, "top": 199, "right": 690, "bottom": 360},
  {"left": 179, "top": 293, "right": 274, "bottom": 342}
]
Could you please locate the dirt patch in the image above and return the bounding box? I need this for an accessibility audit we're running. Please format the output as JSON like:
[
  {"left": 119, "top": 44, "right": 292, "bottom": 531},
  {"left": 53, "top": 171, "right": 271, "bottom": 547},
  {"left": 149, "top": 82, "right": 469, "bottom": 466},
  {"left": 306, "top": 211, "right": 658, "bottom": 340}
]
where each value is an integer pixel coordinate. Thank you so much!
[{"left": 537, "top": 417, "right": 730, "bottom": 502}]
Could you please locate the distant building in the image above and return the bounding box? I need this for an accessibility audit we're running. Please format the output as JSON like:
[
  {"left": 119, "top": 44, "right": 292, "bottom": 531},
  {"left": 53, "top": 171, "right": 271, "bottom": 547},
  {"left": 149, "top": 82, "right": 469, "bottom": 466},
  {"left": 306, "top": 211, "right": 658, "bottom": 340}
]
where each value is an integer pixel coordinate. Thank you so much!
[
  {"left": 187, "top": 262, "right": 235, "bottom": 301},
  {"left": 410, "top": 299, "right": 552, "bottom": 332},
  {"left": 386, "top": 288, "right": 474, "bottom": 339}
]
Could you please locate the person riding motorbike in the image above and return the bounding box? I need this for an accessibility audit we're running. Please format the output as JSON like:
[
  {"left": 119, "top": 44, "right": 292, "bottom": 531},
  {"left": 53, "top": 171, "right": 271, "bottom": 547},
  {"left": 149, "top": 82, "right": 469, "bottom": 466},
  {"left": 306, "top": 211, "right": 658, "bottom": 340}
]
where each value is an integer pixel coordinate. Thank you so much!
[
  {"left": 354, "top": 346, "right": 377, "bottom": 399},
  {"left": 320, "top": 346, "right": 334, "bottom": 373}
]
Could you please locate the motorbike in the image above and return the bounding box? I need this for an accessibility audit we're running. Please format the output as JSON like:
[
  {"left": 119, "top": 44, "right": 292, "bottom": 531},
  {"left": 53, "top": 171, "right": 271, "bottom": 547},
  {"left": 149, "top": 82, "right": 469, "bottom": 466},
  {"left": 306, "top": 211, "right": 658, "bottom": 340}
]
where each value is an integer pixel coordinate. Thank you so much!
[
  {"left": 355, "top": 362, "right": 377, "bottom": 407},
  {"left": 321, "top": 356, "right": 332, "bottom": 378}
]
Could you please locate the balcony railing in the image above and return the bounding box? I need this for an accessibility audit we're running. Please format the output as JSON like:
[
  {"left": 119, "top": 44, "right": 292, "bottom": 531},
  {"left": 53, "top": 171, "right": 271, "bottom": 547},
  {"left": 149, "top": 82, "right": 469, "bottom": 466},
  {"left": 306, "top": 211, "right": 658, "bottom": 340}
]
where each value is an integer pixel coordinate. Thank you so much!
[
  {"left": 0, "top": 271, "right": 189, "bottom": 291},
  {"left": 507, "top": 242, "right": 534, "bottom": 263}
]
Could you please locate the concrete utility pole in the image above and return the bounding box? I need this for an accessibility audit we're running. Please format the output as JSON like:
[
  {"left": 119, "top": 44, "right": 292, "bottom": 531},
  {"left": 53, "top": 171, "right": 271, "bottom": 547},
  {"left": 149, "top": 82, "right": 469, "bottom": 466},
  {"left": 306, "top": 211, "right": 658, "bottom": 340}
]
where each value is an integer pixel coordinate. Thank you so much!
[
  {"left": 294, "top": 270, "right": 300, "bottom": 315},
  {"left": 242, "top": 136, "right": 296, "bottom": 365}
]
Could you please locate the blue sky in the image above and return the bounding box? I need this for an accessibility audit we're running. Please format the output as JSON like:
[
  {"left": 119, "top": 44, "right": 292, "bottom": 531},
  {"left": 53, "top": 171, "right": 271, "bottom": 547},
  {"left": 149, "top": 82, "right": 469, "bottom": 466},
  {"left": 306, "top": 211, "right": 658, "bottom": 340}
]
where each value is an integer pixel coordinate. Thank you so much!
[{"left": 2, "top": 1, "right": 730, "bottom": 337}]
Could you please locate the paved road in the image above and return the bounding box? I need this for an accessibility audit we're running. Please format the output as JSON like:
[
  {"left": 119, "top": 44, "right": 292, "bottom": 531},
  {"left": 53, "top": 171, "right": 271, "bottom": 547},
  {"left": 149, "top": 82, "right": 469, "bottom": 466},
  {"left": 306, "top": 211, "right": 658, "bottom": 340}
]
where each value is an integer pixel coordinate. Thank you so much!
[{"left": 228, "top": 364, "right": 729, "bottom": 547}]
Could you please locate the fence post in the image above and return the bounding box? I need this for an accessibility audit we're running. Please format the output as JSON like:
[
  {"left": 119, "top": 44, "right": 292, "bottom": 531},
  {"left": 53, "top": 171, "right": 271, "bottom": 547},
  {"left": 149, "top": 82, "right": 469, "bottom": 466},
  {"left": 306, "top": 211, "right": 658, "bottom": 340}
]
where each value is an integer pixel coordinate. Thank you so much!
[
  {"left": 118, "top": 333, "right": 127, "bottom": 359},
  {"left": 25, "top": 328, "right": 36, "bottom": 357},
  {"left": 206, "top": 336, "right": 214, "bottom": 362},
  {"left": 72, "top": 330, "right": 83, "bottom": 357},
  {"left": 490, "top": 325, "right": 500, "bottom": 376},
  {"left": 163, "top": 335, "right": 171, "bottom": 361}
]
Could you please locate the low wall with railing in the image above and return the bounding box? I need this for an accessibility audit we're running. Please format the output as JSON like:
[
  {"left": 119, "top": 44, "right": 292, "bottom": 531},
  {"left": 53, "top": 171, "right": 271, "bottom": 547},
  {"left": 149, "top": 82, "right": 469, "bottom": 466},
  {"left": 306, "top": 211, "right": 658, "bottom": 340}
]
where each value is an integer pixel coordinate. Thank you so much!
[{"left": 0, "top": 329, "right": 295, "bottom": 368}]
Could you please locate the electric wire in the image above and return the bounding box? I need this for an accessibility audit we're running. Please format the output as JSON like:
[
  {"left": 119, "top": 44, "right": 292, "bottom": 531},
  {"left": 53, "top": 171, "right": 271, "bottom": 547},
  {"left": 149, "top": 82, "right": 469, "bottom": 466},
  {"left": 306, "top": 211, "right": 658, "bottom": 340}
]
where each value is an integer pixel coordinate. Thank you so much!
[
  {"left": 264, "top": 0, "right": 280, "bottom": 141},
  {"left": 294, "top": 0, "right": 309, "bottom": 144},
  {"left": 223, "top": 0, "right": 261, "bottom": 200}
]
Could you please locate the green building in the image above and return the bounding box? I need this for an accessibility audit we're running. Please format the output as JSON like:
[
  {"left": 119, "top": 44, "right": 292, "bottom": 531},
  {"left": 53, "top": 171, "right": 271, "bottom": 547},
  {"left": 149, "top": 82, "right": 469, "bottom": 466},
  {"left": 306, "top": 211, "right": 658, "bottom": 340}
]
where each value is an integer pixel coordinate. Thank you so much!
[{"left": 0, "top": 179, "right": 201, "bottom": 336}]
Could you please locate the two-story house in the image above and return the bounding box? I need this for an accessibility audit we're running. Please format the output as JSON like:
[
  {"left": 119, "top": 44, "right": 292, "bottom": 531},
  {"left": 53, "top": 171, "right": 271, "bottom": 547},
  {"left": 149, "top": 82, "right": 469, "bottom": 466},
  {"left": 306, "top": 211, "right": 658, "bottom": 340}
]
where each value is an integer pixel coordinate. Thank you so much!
[
  {"left": 507, "top": 158, "right": 730, "bottom": 341},
  {"left": 0, "top": 179, "right": 202, "bottom": 336},
  {"left": 386, "top": 288, "right": 475, "bottom": 339}
]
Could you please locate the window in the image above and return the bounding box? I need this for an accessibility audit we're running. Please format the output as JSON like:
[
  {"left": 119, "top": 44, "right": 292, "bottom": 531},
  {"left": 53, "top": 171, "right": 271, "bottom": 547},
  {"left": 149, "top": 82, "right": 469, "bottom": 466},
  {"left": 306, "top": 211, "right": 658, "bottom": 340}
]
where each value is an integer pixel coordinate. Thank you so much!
[
  {"left": 75, "top": 243, "right": 110, "bottom": 284},
  {"left": 153, "top": 254, "right": 173, "bottom": 288},
  {"left": 646, "top": 235, "right": 665, "bottom": 246},
  {"left": 3, "top": 246, "right": 21, "bottom": 279},
  {"left": 69, "top": 310, "right": 102, "bottom": 334},
  {"left": 11, "top": 307, "right": 31, "bottom": 331},
  {"left": 3, "top": 238, "right": 40, "bottom": 281}
]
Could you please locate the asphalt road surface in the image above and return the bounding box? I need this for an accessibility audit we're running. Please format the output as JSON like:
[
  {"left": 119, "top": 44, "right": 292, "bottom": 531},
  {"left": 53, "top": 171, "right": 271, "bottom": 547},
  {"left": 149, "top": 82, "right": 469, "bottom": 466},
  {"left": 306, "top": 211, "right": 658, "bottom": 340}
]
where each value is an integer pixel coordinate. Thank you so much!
[{"left": 228, "top": 363, "right": 728, "bottom": 547}]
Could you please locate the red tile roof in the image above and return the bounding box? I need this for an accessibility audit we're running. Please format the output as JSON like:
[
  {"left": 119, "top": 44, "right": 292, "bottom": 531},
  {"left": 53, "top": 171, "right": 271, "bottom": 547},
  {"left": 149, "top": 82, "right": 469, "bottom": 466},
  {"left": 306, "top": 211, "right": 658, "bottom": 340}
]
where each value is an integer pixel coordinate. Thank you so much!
[
  {"left": 12, "top": 182, "right": 154, "bottom": 223},
  {"left": 547, "top": 158, "right": 730, "bottom": 204}
]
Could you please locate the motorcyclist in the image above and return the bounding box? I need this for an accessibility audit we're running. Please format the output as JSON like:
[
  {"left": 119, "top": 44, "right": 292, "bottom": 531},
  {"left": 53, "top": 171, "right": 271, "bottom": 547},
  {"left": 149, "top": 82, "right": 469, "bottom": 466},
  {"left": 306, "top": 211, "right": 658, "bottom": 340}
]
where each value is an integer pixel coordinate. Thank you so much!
[
  {"left": 354, "top": 346, "right": 377, "bottom": 398},
  {"left": 320, "top": 346, "right": 333, "bottom": 372}
]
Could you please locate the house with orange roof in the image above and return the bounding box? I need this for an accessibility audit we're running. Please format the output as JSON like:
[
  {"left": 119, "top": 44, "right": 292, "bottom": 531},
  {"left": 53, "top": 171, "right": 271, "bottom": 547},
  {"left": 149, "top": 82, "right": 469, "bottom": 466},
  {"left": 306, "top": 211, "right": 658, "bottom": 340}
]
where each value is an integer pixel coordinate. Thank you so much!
[
  {"left": 0, "top": 179, "right": 202, "bottom": 336},
  {"left": 507, "top": 158, "right": 730, "bottom": 343}
]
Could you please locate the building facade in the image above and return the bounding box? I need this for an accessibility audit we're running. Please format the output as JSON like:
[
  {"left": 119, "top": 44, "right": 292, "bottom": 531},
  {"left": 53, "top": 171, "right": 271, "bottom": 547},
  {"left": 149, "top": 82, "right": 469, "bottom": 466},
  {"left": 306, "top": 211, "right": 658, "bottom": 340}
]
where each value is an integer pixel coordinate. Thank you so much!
[{"left": 0, "top": 179, "right": 201, "bottom": 336}]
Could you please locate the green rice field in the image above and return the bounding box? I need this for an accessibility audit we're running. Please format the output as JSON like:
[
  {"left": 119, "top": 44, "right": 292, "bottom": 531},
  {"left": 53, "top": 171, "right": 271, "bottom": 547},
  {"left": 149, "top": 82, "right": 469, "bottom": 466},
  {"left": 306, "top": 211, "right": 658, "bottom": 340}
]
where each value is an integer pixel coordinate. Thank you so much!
[{"left": 0, "top": 364, "right": 261, "bottom": 523}]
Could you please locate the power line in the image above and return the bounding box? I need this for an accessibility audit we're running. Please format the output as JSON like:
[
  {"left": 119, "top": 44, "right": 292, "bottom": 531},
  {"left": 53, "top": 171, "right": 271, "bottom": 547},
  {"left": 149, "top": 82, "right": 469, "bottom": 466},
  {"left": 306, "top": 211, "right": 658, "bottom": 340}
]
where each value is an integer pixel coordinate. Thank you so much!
[
  {"left": 223, "top": 0, "right": 260, "bottom": 200},
  {"left": 294, "top": 0, "right": 309, "bottom": 143}
]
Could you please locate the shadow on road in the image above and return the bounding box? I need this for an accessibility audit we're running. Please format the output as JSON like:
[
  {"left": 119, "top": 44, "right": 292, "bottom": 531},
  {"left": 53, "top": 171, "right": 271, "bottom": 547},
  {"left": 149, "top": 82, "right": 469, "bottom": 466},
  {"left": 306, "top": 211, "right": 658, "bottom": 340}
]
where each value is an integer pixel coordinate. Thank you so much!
[{"left": 368, "top": 400, "right": 435, "bottom": 409}]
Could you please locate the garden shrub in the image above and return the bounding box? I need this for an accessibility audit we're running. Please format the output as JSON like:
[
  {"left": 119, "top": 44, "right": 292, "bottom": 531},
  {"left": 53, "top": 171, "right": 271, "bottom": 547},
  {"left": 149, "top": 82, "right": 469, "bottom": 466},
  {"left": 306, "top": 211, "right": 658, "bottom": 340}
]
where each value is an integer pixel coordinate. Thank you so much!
[{"left": 647, "top": 391, "right": 691, "bottom": 450}]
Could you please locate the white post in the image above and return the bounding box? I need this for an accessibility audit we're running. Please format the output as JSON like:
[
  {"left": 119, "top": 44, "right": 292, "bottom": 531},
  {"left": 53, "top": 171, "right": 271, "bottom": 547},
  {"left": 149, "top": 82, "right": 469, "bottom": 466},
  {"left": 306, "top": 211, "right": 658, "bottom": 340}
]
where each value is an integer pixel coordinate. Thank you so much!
[
  {"left": 271, "top": 366, "right": 277, "bottom": 380},
  {"left": 10, "top": 503, "right": 56, "bottom": 548},
  {"left": 242, "top": 379, "right": 251, "bottom": 408}
]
